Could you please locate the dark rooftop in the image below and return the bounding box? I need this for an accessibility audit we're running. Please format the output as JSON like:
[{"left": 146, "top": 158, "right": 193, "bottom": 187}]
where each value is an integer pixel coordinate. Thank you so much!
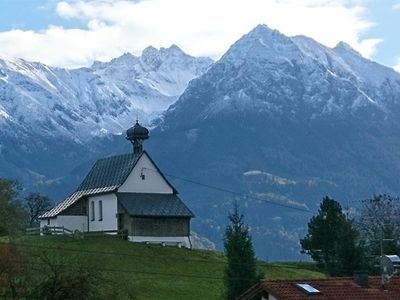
[
  {"left": 40, "top": 151, "right": 180, "bottom": 219},
  {"left": 77, "top": 153, "right": 141, "bottom": 191},
  {"left": 40, "top": 153, "right": 142, "bottom": 218},
  {"left": 118, "top": 193, "right": 194, "bottom": 218}
]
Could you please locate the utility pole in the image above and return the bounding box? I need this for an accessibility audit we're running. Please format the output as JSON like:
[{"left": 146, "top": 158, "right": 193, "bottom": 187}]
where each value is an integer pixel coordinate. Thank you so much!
[{"left": 380, "top": 238, "right": 394, "bottom": 288}]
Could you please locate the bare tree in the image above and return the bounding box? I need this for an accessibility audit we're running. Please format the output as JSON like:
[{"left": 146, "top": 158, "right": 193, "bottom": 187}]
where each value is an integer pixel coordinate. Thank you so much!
[
  {"left": 24, "top": 193, "right": 52, "bottom": 227},
  {"left": 356, "top": 194, "right": 400, "bottom": 256}
]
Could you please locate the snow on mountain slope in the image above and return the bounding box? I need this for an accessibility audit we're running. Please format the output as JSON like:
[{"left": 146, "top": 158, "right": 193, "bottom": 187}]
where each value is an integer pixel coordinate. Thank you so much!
[
  {"left": 291, "top": 36, "right": 400, "bottom": 106},
  {"left": 163, "top": 25, "right": 400, "bottom": 128},
  {"left": 0, "top": 45, "right": 213, "bottom": 142}
]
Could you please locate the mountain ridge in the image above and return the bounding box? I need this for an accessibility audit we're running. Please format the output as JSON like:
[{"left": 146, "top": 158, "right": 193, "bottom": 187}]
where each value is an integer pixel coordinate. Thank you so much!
[
  {"left": 0, "top": 45, "right": 213, "bottom": 141},
  {"left": 161, "top": 24, "right": 400, "bottom": 131},
  {"left": 0, "top": 45, "right": 212, "bottom": 197},
  {"left": 148, "top": 24, "right": 400, "bottom": 259}
]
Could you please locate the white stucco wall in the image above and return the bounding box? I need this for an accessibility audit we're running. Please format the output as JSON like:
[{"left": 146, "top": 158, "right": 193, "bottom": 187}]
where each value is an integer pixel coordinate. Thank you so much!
[
  {"left": 88, "top": 193, "right": 118, "bottom": 232},
  {"left": 118, "top": 153, "right": 173, "bottom": 194},
  {"left": 57, "top": 216, "right": 87, "bottom": 232},
  {"left": 40, "top": 217, "right": 57, "bottom": 228}
]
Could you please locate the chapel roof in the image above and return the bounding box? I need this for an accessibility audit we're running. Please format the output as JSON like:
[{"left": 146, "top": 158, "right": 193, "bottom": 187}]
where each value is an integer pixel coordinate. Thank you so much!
[
  {"left": 78, "top": 152, "right": 140, "bottom": 191},
  {"left": 118, "top": 193, "right": 194, "bottom": 218},
  {"left": 40, "top": 151, "right": 177, "bottom": 218}
]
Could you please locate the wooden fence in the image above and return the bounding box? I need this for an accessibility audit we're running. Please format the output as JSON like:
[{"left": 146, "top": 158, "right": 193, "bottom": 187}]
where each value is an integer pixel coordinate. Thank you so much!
[
  {"left": 26, "top": 226, "right": 73, "bottom": 236},
  {"left": 25, "top": 227, "right": 127, "bottom": 239}
]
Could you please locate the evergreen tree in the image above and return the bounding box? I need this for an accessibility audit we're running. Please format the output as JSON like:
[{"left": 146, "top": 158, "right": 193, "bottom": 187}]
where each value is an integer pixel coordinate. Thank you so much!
[
  {"left": 223, "top": 203, "right": 263, "bottom": 299},
  {"left": 300, "top": 196, "right": 365, "bottom": 276}
]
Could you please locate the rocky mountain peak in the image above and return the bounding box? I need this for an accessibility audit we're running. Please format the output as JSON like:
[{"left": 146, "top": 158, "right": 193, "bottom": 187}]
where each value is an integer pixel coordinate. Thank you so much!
[
  {"left": 221, "top": 24, "right": 301, "bottom": 66},
  {"left": 162, "top": 44, "right": 186, "bottom": 56},
  {"left": 141, "top": 46, "right": 162, "bottom": 69},
  {"left": 142, "top": 44, "right": 194, "bottom": 66},
  {"left": 90, "top": 52, "right": 139, "bottom": 70},
  {"left": 142, "top": 45, "right": 159, "bottom": 58},
  {"left": 248, "top": 24, "right": 283, "bottom": 38},
  {"left": 334, "top": 41, "right": 362, "bottom": 56}
]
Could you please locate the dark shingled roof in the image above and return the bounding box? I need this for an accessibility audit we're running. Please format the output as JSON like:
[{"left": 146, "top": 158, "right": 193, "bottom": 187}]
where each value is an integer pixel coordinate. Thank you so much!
[
  {"left": 77, "top": 153, "right": 140, "bottom": 191},
  {"left": 118, "top": 193, "right": 194, "bottom": 218},
  {"left": 40, "top": 152, "right": 142, "bottom": 218},
  {"left": 40, "top": 151, "right": 181, "bottom": 219}
]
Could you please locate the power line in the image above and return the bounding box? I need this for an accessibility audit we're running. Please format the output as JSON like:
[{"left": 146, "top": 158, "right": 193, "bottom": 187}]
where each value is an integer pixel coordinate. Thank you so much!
[{"left": 143, "top": 168, "right": 311, "bottom": 213}]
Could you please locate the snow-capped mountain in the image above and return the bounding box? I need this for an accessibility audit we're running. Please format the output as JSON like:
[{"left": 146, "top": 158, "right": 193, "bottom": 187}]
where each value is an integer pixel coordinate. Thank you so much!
[
  {"left": 0, "top": 45, "right": 212, "bottom": 195},
  {"left": 2, "top": 24, "right": 400, "bottom": 259},
  {"left": 0, "top": 45, "right": 212, "bottom": 142},
  {"left": 162, "top": 25, "right": 400, "bottom": 128},
  {"left": 148, "top": 25, "right": 400, "bottom": 259}
]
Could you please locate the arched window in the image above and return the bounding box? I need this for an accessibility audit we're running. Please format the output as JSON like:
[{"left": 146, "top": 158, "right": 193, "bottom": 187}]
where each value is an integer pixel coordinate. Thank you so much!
[
  {"left": 91, "top": 201, "right": 95, "bottom": 221},
  {"left": 99, "top": 200, "right": 103, "bottom": 221}
]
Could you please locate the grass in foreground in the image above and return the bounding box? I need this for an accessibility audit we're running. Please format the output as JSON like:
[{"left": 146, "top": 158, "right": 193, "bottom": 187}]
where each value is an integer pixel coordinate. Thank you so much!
[{"left": 6, "top": 235, "right": 324, "bottom": 299}]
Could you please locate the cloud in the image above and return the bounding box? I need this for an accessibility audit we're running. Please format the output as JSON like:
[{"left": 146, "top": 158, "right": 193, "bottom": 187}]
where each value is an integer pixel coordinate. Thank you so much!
[
  {"left": 356, "top": 38, "right": 383, "bottom": 58},
  {"left": 392, "top": 3, "right": 400, "bottom": 10},
  {"left": 0, "top": 0, "right": 381, "bottom": 68},
  {"left": 394, "top": 58, "right": 400, "bottom": 72}
]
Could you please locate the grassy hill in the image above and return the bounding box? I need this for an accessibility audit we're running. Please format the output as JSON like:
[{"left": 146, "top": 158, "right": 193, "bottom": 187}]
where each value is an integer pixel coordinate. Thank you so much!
[{"left": 5, "top": 235, "right": 324, "bottom": 299}]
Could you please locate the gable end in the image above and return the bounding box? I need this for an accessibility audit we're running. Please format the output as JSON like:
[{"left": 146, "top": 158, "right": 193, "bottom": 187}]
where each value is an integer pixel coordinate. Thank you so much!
[{"left": 118, "top": 152, "right": 177, "bottom": 194}]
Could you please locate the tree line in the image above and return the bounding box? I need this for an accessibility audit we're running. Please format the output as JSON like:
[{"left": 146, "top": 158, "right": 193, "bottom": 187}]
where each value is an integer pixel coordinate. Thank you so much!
[
  {"left": 301, "top": 195, "right": 400, "bottom": 276},
  {"left": 0, "top": 178, "right": 53, "bottom": 238},
  {"left": 223, "top": 194, "right": 400, "bottom": 299}
]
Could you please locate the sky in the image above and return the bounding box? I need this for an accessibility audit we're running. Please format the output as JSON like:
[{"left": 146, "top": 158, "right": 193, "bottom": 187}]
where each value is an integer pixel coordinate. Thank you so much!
[{"left": 0, "top": 0, "right": 398, "bottom": 71}]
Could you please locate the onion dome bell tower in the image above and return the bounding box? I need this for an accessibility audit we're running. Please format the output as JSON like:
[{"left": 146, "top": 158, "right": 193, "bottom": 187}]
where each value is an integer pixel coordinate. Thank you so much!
[{"left": 126, "top": 120, "right": 149, "bottom": 154}]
